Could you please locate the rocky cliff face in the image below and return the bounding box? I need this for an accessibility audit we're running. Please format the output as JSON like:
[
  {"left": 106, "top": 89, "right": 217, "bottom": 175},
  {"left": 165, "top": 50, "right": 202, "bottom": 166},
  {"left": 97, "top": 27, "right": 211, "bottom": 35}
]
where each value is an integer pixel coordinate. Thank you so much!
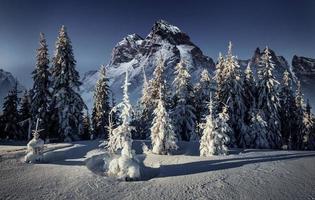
[{"left": 81, "top": 20, "right": 215, "bottom": 109}]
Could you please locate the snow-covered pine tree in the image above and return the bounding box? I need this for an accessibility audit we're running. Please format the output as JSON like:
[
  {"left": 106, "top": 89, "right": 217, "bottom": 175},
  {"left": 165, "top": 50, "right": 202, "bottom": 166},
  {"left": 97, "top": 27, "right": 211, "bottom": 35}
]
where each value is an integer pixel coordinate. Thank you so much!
[
  {"left": 247, "top": 110, "right": 269, "bottom": 149},
  {"left": 149, "top": 56, "right": 166, "bottom": 103},
  {"left": 81, "top": 110, "right": 92, "bottom": 140},
  {"left": 213, "top": 53, "right": 225, "bottom": 114},
  {"left": 19, "top": 90, "right": 32, "bottom": 140},
  {"left": 135, "top": 66, "right": 152, "bottom": 139},
  {"left": 257, "top": 47, "right": 282, "bottom": 149},
  {"left": 194, "top": 69, "right": 212, "bottom": 136},
  {"left": 218, "top": 42, "right": 246, "bottom": 147},
  {"left": 2, "top": 84, "right": 21, "bottom": 139},
  {"left": 50, "top": 25, "right": 86, "bottom": 142},
  {"left": 303, "top": 100, "right": 315, "bottom": 149},
  {"left": 293, "top": 81, "right": 306, "bottom": 149},
  {"left": 200, "top": 96, "right": 226, "bottom": 156},
  {"left": 201, "top": 104, "right": 231, "bottom": 156},
  {"left": 243, "top": 63, "right": 257, "bottom": 125},
  {"left": 107, "top": 70, "right": 134, "bottom": 153},
  {"left": 279, "top": 70, "right": 296, "bottom": 147},
  {"left": 92, "top": 65, "right": 111, "bottom": 139},
  {"left": 31, "top": 32, "right": 51, "bottom": 137},
  {"left": 172, "top": 60, "right": 197, "bottom": 141},
  {"left": 150, "top": 84, "right": 178, "bottom": 155},
  {"left": 19, "top": 90, "right": 31, "bottom": 122}
]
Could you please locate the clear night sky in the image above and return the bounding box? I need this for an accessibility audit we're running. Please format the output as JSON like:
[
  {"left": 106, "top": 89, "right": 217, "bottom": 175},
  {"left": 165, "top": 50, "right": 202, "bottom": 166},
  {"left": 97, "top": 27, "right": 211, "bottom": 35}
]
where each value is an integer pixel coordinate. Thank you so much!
[{"left": 0, "top": 0, "right": 314, "bottom": 87}]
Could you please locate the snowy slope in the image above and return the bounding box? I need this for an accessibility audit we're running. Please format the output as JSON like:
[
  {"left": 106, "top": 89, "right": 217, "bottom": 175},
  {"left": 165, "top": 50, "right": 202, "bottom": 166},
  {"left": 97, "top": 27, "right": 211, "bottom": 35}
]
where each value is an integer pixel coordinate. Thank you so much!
[
  {"left": 0, "top": 140, "right": 315, "bottom": 199},
  {"left": 80, "top": 20, "right": 215, "bottom": 110},
  {"left": 0, "top": 69, "right": 25, "bottom": 111}
]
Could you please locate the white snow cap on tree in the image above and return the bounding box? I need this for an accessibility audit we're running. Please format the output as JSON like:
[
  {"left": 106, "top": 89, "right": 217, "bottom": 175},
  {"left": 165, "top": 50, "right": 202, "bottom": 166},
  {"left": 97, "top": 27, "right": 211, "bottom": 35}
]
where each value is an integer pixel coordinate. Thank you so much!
[
  {"left": 150, "top": 84, "right": 178, "bottom": 155},
  {"left": 200, "top": 97, "right": 230, "bottom": 156},
  {"left": 107, "top": 70, "right": 133, "bottom": 153}
]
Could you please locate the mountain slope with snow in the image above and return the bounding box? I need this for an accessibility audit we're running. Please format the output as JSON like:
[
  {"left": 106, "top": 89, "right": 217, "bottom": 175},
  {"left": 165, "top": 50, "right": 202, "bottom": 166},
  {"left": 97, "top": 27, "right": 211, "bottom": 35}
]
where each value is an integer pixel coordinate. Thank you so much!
[{"left": 80, "top": 20, "right": 215, "bottom": 110}]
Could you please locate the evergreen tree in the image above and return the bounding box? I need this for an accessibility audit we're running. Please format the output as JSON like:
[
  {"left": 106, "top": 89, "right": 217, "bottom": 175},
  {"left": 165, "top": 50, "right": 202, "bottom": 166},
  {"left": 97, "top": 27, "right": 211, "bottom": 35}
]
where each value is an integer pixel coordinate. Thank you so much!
[
  {"left": 279, "top": 70, "right": 296, "bottom": 147},
  {"left": 50, "top": 25, "right": 85, "bottom": 142},
  {"left": 303, "top": 100, "right": 315, "bottom": 149},
  {"left": 243, "top": 63, "right": 256, "bottom": 125},
  {"left": 172, "top": 60, "right": 197, "bottom": 141},
  {"left": 293, "top": 81, "right": 305, "bottom": 149},
  {"left": 201, "top": 104, "right": 231, "bottom": 156},
  {"left": 2, "top": 84, "right": 21, "bottom": 139},
  {"left": 150, "top": 84, "right": 178, "bottom": 155},
  {"left": 81, "top": 110, "right": 92, "bottom": 140},
  {"left": 31, "top": 32, "right": 51, "bottom": 138},
  {"left": 19, "top": 90, "right": 32, "bottom": 140},
  {"left": 92, "top": 65, "right": 111, "bottom": 139},
  {"left": 107, "top": 71, "right": 133, "bottom": 153},
  {"left": 136, "top": 66, "right": 152, "bottom": 139},
  {"left": 19, "top": 90, "right": 32, "bottom": 122},
  {"left": 247, "top": 110, "right": 269, "bottom": 149},
  {"left": 213, "top": 53, "right": 225, "bottom": 114},
  {"left": 217, "top": 42, "right": 246, "bottom": 147},
  {"left": 257, "top": 47, "right": 282, "bottom": 148},
  {"left": 200, "top": 97, "right": 230, "bottom": 156},
  {"left": 194, "top": 69, "right": 212, "bottom": 136}
]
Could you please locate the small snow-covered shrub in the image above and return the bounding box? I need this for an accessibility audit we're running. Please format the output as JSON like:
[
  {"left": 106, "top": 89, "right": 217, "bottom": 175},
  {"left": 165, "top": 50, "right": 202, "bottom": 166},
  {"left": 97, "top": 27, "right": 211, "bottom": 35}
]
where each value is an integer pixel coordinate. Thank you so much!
[
  {"left": 107, "top": 141, "right": 140, "bottom": 180},
  {"left": 25, "top": 135, "right": 44, "bottom": 163}
]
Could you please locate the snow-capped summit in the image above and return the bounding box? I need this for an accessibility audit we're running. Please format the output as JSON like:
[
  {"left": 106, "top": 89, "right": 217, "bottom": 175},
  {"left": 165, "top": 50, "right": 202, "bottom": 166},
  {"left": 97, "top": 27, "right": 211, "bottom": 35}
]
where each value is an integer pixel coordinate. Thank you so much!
[
  {"left": 0, "top": 69, "right": 25, "bottom": 109},
  {"left": 81, "top": 20, "right": 215, "bottom": 110},
  {"left": 145, "top": 20, "right": 192, "bottom": 45}
]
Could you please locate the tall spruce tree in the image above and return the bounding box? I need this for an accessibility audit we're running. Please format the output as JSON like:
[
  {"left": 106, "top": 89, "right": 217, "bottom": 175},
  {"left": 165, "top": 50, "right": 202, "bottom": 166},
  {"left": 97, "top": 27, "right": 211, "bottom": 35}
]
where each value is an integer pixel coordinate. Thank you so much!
[
  {"left": 50, "top": 25, "right": 85, "bottom": 141},
  {"left": 19, "top": 90, "right": 32, "bottom": 140},
  {"left": 136, "top": 66, "right": 152, "bottom": 139},
  {"left": 172, "top": 60, "right": 197, "bottom": 141},
  {"left": 81, "top": 110, "right": 92, "bottom": 140},
  {"left": 2, "top": 84, "right": 21, "bottom": 139},
  {"left": 92, "top": 65, "right": 111, "bottom": 139},
  {"left": 150, "top": 84, "right": 178, "bottom": 155},
  {"left": 218, "top": 42, "right": 246, "bottom": 147},
  {"left": 107, "top": 71, "right": 133, "bottom": 153},
  {"left": 194, "top": 69, "right": 212, "bottom": 136},
  {"left": 257, "top": 47, "right": 281, "bottom": 148},
  {"left": 303, "top": 100, "right": 315, "bottom": 149},
  {"left": 279, "top": 70, "right": 296, "bottom": 147},
  {"left": 293, "top": 81, "right": 305, "bottom": 149},
  {"left": 31, "top": 32, "right": 51, "bottom": 138},
  {"left": 243, "top": 63, "right": 256, "bottom": 125}
]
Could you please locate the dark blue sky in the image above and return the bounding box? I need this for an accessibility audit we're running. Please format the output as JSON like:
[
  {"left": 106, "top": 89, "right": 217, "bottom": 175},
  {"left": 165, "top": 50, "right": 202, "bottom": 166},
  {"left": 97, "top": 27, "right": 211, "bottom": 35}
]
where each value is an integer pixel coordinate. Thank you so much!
[{"left": 0, "top": 0, "right": 314, "bottom": 87}]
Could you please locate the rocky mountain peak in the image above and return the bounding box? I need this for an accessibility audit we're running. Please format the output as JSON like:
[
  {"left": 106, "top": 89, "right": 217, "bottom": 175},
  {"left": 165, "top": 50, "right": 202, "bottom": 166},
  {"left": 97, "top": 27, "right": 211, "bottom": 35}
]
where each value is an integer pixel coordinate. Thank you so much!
[{"left": 146, "top": 19, "right": 192, "bottom": 45}]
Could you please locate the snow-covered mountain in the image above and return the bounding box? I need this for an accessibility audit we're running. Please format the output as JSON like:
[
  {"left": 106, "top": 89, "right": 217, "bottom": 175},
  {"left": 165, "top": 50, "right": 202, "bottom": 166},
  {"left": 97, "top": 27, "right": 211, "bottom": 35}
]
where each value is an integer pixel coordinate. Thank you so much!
[
  {"left": 80, "top": 20, "right": 309, "bottom": 111},
  {"left": 0, "top": 69, "right": 25, "bottom": 110},
  {"left": 80, "top": 20, "right": 215, "bottom": 110}
]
